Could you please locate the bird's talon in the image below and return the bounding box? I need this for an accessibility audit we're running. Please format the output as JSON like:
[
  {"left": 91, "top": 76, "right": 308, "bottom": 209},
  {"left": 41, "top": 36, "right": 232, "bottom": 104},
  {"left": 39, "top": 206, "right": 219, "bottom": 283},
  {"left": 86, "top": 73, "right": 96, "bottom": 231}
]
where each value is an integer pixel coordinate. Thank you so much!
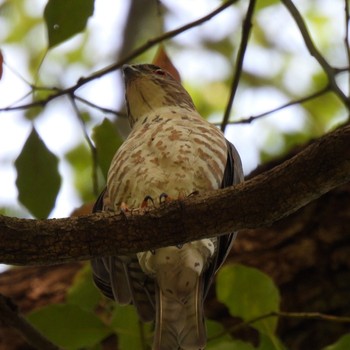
[
  {"left": 141, "top": 195, "right": 155, "bottom": 209},
  {"left": 188, "top": 190, "right": 199, "bottom": 197},
  {"left": 159, "top": 193, "right": 169, "bottom": 204}
]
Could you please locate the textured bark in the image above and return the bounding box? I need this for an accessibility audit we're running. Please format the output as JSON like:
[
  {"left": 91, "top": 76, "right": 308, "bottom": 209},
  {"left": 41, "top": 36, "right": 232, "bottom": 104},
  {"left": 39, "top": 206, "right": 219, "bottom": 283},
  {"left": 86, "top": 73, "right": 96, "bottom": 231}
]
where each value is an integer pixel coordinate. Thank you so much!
[
  {"left": 0, "top": 124, "right": 349, "bottom": 266},
  {"left": 0, "top": 183, "right": 349, "bottom": 349},
  {"left": 0, "top": 136, "right": 349, "bottom": 349}
]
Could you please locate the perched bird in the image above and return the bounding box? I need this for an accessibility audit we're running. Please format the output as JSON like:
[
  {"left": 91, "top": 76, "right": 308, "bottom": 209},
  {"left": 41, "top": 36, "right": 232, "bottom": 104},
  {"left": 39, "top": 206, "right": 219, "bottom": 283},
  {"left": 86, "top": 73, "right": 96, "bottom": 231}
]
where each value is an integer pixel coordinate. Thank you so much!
[{"left": 92, "top": 64, "right": 243, "bottom": 350}]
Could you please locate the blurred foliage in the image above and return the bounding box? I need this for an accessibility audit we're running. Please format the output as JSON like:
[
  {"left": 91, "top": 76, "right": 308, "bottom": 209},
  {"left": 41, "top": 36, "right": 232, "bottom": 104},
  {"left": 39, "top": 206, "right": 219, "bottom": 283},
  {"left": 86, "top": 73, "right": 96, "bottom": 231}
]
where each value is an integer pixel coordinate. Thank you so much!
[
  {"left": 323, "top": 334, "right": 350, "bottom": 350},
  {"left": 217, "top": 264, "right": 282, "bottom": 349},
  {"left": 92, "top": 118, "right": 123, "bottom": 180},
  {"left": 26, "top": 303, "right": 112, "bottom": 349},
  {"left": 65, "top": 142, "right": 96, "bottom": 203},
  {"left": 15, "top": 127, "right": 61, "bottom": 218},
  {"left": 1, "top": 0, "right": 350, "bottom": 349},
  {"left": 44, "top": 0, "right": 94, "bottom": 48}
]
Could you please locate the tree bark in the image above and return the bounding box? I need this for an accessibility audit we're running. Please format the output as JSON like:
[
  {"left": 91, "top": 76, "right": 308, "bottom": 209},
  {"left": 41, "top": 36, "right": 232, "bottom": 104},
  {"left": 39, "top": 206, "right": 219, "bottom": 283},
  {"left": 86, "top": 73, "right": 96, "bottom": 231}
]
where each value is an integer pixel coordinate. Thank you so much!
[
  {"left": 0, "top": 124, "right": 349, "bottom": 266},
  {"left": 0, "top": 129, "right": 349, "bottom": 349},
  {"left": 0, "top": 183, "right": 349, "bottom": 349}
]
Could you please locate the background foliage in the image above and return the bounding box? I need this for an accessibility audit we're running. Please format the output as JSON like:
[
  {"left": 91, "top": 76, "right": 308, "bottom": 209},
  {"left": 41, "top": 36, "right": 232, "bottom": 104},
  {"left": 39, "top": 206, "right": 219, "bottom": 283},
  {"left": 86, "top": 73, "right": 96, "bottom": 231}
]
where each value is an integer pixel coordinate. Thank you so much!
[{"left": 0, "top": 0, "right": 349, "bottom": 349}]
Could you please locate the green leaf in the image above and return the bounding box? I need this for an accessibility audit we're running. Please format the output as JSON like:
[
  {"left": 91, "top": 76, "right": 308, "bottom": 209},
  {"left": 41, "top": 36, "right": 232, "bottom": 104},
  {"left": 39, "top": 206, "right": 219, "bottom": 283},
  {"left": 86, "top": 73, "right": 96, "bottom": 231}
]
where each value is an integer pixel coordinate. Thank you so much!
[
  {"left": 256, "top": 0, "right": 279, "bottom": 11},
  {"left": 92, "top": 118, "right": 123, "bottom": 179},
  {"left": 66, "top": 264, "right": 101, "bottom": 311},
  {"left": 44, "top": 0, "right": 94, "bottom": 48},
  {"left": 258, "top": 333, "right": 286, "bottom": 350},
  {"left": 323, "top": 334, "right": 350, "bottom": 350},
  {"left": 26, "top": 304, "right": 111, "bottom": 349},
  {"left": 15, "top": 127, "right": 61, "bottom": 218},
  {"left": 111, "top": 304, "right": 152, "bottom": 350},
  {"left": 206, "top": 319, "right": 233, "bottom": 347},
  {"left": 216, "top": 264, "right": 280, "bottom": 336},
  {"left": 65, "top": 143, "right": 95, "bottom": 202},
  {"left": 207, "top": 340, "right": 256, "bottom": 350}
]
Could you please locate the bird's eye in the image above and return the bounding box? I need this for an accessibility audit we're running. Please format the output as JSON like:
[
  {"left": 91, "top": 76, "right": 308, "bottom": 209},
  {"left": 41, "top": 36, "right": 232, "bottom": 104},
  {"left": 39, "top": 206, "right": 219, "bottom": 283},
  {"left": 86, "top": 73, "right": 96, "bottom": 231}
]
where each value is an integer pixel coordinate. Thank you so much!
[{"left": 154, "top": 69, "right": 166, "bottom": 76}]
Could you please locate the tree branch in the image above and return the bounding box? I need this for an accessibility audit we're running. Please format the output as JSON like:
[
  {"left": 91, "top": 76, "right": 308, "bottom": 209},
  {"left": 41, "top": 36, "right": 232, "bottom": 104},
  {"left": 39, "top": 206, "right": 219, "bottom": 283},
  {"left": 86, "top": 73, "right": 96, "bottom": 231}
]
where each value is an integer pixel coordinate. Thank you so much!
[
  {"left": 221, "top": 0, "right": 256, "bottom": 132},
  {"left": 0, "top": 0, "right": 238, "bottom": 114},
  {"left": 281, "top": 0, "right": 350, "bottom": 109},
  {"left": 218, "top": 84, "right": 330, "bottom": 125},
  {"left": 0, "top": 124, "right": 349, "bottom": 266},
  {"left": 0, "top": 294, "right": 60, "bottom": 350}
]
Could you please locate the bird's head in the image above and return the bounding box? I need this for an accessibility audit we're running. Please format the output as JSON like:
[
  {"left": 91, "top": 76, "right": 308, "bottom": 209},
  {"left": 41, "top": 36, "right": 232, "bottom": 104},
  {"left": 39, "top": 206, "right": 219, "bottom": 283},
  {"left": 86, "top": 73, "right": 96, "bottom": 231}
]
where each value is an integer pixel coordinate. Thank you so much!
[{"left": 122, "top": 64, "right": 195, "bottom": 127}]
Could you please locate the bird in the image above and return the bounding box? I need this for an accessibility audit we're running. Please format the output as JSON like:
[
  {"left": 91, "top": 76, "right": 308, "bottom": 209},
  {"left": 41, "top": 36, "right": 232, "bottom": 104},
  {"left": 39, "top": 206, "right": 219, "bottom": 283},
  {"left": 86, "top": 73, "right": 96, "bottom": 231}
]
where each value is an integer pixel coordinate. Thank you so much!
[{"left": 91, "top": 63, "right": 243, "bottom": 350}]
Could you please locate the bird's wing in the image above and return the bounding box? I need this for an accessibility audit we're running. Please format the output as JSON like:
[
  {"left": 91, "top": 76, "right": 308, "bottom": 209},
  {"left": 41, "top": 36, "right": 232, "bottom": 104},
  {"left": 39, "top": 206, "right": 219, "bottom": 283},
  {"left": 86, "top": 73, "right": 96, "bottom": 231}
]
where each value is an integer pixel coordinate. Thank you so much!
[
  {"left": 91, "top": 188, "right": 155, "bottom": 322},
  {"left": 204, "top": 139, "right": 244, "bottom": 296},
  {"left": 91, "top": 189, "right": 131, "bottom": 302}
]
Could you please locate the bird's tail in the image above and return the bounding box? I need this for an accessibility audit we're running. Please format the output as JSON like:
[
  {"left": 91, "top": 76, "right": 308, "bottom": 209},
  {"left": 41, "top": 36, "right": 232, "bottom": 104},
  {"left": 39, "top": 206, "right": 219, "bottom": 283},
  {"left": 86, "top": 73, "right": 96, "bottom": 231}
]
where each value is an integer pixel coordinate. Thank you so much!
[{"left": 153, "top": 276, "right": 206, "bottom": 350}]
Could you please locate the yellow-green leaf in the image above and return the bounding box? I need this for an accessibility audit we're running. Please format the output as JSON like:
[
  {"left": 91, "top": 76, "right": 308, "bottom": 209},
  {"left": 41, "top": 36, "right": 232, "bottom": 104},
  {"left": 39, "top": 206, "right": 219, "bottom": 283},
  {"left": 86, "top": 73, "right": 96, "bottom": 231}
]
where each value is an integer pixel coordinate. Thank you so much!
[
  {"left": 66, "top": 264, "right": 101, "bottom": 311},
  {"left": 92, "top": 118, "right": 123, "bottom": 179},
  {"left": 323, "top": 334, "right": 350, "bottom": 350},
  {"left": 15, "top": 127, "right": 61, "bottom": 218},
  {"left": 44, "top": 0, "right": 94, "bottom": 48},
  {"left": 216, "top": 264, "right": 280, "bottom": 336},
  {"left": 26, "top": 304, "right": 111, "bottom": 349},
  {"left": 111, "top": 304, "right": 152, "bottom": 350}
]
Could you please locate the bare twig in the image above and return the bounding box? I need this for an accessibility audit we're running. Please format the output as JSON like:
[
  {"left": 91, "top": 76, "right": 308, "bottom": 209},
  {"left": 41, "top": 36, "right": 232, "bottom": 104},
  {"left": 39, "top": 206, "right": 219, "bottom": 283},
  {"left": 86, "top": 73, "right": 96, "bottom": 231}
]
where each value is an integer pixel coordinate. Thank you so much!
[
  {"left": 281, "top": 0, "right": 350, "bottom": 109},
  {"left": 208, "top": 310, "right": 350, "bottom": 341},
  {"left": 0, "top": 294, "right": 60, "bottom": 350},
  {"left": 221, "top": 0, "right": 256, "bottom": 132},
  {"left": 219, "top": 84, "right": 330, "bottom": 125},
  {"left": 0, "top": 0, "right": 238, "bottom": 114},
  {"left": 74, "top": 95, "right": 126, "bottom": 117}
]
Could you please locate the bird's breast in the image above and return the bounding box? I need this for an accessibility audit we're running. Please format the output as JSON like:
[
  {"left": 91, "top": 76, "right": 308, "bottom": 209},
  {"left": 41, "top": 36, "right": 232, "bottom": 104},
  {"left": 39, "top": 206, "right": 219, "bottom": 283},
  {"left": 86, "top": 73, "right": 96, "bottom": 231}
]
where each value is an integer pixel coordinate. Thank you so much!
[{"left": 107, "top": 111, "right": 227, "bottom": 210}]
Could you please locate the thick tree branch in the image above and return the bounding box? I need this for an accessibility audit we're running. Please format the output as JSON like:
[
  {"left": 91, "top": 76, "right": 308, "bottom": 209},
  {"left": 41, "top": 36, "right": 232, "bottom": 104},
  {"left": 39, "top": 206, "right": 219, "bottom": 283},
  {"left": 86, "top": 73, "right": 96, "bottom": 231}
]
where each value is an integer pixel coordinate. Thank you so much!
[{"left": 0, "top": 124, "right": 349, "bottom": 266}]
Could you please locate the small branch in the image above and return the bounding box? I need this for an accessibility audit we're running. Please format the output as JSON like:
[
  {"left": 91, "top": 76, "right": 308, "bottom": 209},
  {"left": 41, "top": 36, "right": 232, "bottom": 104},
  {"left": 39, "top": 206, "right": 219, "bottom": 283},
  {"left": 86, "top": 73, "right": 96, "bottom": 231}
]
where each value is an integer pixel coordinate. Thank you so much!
[
  {"left": 219, "top": 85, "right": 330, "bottom": 125},
  {"left": 209, "top": 310, "right": 350, "bottom": 341},
  {"left": 0, "top": 0, "right": 238, "bottom": 114},
  {"left": 221, "top": 0, "right": 256, "bottom": 132},
  {"left": 281, "top": 0, "right": 350, "bottom": 109},
  {"left": 0, "top": 124, "right": 349, "bottom": 266},
  {"left": 74, "top": 95, "right": 126, "bottom": 117},
  {"left": 0, "top": 294, "right": 60, "bottom": 350},
  {"left": 274, "top": 311, "right": 350, "bottom": 323}
]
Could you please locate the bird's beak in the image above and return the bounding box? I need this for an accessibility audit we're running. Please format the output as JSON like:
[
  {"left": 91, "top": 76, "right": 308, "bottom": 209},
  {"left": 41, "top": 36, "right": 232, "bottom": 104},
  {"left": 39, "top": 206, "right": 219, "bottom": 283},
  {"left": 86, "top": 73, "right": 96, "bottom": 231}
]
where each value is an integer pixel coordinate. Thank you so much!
[{"left": 122, "top": 65, "right": 139, "bottom": 80}]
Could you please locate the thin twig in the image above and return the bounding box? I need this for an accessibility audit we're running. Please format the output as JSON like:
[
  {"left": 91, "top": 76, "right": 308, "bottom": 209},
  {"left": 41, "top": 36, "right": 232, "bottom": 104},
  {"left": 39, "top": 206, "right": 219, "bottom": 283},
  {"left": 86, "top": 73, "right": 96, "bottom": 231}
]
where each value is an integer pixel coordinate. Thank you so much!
[
  {"left": 221, "top": 0, "right": 256, "bottom": 132},
  {"left": 0, "top": 0, "right": 238, "bottom": 114},
  {"left": 218, "top": 84, "right": 330, "bottom": 125},
  {"left": 75, "top": 95, "right": 126, "bottom": 117},
  {"left": 208, "top": 310, "right": 350, "bottom": 341},
  {"left": 281, "top": 0, "right": 350, "bottom": 109},
  {"left": 69, "top": 95, "right": 99, "bottom": 196}
]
